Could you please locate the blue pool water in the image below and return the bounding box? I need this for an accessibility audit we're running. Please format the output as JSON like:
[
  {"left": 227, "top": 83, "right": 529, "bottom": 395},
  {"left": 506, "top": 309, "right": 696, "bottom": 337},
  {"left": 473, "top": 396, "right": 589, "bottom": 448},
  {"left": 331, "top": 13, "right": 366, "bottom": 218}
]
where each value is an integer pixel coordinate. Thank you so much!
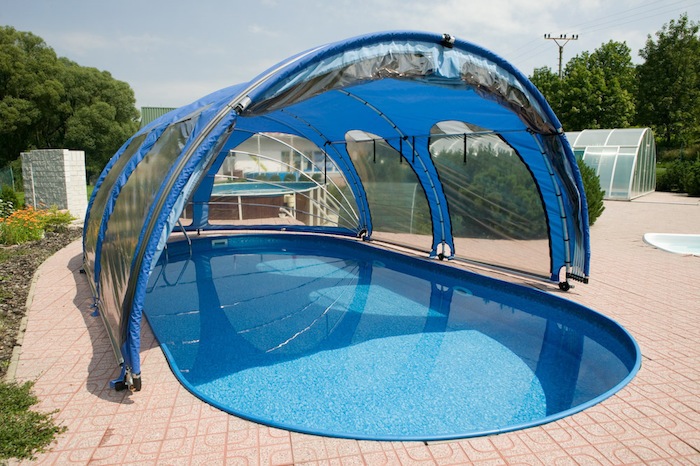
[
  {"left": 144, "top": 234, "right": 639, "bottom": 440},
  {"left": 211, "top": 181, "right": 316, "bottom": 196}
]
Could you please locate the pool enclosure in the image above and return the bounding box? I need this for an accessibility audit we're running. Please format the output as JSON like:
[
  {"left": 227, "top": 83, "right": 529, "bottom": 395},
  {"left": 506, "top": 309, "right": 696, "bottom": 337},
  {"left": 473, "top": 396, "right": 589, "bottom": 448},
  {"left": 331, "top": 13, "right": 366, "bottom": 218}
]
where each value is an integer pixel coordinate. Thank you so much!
[
  {"left": 567, "top": 128, "right": 656, "bottom": 200},
  {"left": 83, "top": 31, "right": 590, "bottom": 389}
]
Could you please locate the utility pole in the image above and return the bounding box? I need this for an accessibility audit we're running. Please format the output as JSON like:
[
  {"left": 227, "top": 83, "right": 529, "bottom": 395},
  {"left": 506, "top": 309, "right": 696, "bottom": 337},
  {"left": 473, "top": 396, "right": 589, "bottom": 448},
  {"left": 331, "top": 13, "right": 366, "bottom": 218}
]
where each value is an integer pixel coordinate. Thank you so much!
[{"left": 544, "top": 34, "right": 579, "bottom": 79}]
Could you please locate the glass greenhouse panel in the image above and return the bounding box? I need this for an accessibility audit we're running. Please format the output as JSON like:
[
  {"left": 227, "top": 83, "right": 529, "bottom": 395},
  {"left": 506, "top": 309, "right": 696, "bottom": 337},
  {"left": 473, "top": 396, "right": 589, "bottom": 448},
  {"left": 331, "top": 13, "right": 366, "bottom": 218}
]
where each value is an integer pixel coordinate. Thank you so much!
[
  {"left": 197, "top": 133, "right": 360, "bottom": 231},
  {"left": 429, "top": 121, "right": 549, "bottom": 276},
  {"left": 346, "top": 130, "right": 432, "bottom": 249}
]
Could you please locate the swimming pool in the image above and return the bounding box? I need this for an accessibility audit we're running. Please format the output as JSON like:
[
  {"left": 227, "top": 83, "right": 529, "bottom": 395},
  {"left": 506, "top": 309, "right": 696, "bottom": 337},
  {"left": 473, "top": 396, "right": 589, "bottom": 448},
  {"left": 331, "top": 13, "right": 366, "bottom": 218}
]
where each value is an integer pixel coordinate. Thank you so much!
[
  {"left": 144, "top": 234, "right": 639, "bottom": 441},
  {"left": 643, "top": 233, "right": 700, "bottom": 256}
]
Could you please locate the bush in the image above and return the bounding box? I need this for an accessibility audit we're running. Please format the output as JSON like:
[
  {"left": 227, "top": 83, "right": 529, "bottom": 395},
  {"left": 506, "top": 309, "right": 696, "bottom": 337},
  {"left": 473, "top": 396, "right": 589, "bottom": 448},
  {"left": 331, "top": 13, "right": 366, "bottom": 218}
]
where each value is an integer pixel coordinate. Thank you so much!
[
  {"left": 268, "top": 174, "right": 282, "bottom": 182},
  {"left": 0, "top": 199, "right": 13, "bottom": 219},
  {"left": 577, "top": 158, "right": 605, "bottom": 226},
  {"left": 41, "top": 207, "right": 76, "bottom": 233},
  {"left": 656, "top": 160, "right": 687, "bottom": 192},
  {"left": 1, "top": 186, "right": 18, "bottom": 207},
  {"left": 283, "top": 173, "right": 297, "bottom": 182},
  {"left": 684, "top": 160, "right": 700, "bottom": 196}
]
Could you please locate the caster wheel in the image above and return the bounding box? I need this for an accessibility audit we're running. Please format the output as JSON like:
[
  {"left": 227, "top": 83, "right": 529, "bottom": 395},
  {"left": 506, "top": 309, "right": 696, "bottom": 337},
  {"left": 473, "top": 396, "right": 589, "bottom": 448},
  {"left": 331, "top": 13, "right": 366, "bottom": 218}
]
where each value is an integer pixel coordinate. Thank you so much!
[{"left": 558, "top": 282, "right": 571, "bottom": 291}]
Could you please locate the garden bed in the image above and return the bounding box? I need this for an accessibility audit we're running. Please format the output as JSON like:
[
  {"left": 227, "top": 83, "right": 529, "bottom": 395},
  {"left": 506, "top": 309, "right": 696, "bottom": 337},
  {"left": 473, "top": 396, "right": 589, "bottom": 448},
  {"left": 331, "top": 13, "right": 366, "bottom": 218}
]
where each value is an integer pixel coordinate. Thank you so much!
[{"left": 0, "top": 228, "right": 82, "bottom": 378}]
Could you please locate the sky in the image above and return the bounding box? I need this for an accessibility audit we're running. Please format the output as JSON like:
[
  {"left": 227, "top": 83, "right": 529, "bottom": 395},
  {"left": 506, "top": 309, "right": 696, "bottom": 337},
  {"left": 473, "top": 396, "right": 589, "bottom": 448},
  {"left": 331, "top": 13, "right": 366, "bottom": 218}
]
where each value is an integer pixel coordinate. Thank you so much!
[{"left": 2, "top": 0, "right": 699, "bottom": 110}]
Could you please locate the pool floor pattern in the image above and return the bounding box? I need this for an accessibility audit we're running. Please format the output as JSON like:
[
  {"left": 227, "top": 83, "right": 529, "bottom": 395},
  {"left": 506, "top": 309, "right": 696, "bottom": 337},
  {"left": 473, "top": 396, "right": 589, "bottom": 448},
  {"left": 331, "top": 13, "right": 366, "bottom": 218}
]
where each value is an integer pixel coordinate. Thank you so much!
[{"left": 10, "top": 192, "right": 700, "bottom": 465}]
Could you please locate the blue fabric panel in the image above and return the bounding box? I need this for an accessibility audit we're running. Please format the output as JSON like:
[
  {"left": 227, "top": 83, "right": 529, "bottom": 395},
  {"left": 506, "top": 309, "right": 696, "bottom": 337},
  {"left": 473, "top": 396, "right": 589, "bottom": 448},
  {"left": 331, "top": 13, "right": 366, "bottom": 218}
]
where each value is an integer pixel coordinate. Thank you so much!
[
  {"left": 349, "top": 80, "right": 526, "bottom": 134},
  {"left": 559, "top": 134, "right": 590, "bottom": 277}
]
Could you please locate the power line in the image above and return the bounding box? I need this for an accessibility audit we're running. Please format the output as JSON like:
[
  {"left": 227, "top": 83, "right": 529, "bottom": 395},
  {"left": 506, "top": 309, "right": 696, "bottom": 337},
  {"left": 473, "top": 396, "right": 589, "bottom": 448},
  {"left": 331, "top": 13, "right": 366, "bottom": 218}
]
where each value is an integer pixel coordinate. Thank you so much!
[
  {"left": 512, "top": 0, "right": 699, "bottom": 73},
  {"left": 544, "top": 34, "right": 579, "bottom": 79}
]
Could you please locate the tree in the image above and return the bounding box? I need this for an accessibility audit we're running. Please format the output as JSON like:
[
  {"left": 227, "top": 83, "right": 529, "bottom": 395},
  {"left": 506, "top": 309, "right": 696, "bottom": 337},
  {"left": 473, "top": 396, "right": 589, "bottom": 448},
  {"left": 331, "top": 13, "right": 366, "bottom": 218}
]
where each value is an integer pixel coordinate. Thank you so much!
[
  {"left": 529, "top": 41, "right": 636, "bottom": 131},
  {"left": 0, "top": 26, "right": 139, "bottom": 179},
  {"left": 636, "top": 13, "right": 700, "bottom": 147}
]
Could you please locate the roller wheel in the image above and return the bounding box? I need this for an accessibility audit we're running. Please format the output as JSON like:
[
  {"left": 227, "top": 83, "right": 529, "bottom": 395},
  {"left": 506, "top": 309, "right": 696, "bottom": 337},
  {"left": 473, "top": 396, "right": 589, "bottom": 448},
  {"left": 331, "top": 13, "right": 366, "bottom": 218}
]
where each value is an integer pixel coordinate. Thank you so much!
[{"left": 558, "top": 281, "right": 571, "bottom": 291}]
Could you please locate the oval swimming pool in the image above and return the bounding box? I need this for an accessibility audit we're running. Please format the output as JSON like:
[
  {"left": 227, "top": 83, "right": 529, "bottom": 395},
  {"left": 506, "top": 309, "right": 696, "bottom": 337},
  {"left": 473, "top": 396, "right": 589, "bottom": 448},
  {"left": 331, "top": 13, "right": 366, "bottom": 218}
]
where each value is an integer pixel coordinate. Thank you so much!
[{"left": 144, "top": 234, "right": 640, "bottom": 441}]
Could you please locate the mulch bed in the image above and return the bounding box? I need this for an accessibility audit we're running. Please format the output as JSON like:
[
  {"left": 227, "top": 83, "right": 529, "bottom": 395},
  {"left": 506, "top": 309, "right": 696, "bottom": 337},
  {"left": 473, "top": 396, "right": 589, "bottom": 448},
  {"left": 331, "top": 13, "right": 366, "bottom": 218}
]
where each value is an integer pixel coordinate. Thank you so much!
[{"left": 0, "top": 228, "right": 82, "bottom": 378}]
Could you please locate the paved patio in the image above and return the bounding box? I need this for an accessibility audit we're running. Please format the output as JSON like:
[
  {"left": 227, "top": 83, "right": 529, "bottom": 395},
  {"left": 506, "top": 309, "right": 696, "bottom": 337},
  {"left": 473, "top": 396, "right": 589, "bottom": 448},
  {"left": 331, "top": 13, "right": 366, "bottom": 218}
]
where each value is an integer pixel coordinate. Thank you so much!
[{"left": 9, "top": 191, "right": 700, "bottom": 465}]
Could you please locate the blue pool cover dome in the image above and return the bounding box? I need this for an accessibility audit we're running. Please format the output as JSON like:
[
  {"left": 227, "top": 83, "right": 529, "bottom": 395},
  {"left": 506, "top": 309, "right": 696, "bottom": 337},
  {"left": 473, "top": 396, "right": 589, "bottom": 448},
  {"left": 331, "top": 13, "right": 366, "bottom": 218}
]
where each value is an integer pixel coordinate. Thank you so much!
[{"left": 83, "top": 31, "right": 590, "bottom": 385}]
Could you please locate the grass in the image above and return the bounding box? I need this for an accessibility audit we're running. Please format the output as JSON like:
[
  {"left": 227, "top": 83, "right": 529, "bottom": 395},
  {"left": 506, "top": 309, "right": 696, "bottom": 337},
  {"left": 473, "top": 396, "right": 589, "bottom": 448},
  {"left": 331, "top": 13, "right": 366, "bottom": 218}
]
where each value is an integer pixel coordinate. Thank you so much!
[{"left": 0, "top": 379, "right": 67, "bottom": 461}]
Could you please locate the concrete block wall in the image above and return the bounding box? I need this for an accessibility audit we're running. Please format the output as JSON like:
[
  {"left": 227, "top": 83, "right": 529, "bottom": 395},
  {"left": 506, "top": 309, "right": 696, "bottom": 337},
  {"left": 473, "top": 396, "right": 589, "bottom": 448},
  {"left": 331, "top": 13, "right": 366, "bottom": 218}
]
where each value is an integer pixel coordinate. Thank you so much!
[{"left": 21, "top": 149, "right": 88, "bottom": 221}]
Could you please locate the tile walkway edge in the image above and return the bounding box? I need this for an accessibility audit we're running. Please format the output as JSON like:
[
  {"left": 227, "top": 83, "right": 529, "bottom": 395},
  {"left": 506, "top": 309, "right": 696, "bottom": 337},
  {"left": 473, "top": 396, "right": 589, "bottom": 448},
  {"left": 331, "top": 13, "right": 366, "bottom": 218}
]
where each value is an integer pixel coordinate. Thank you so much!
[{"left": 4, "top": 239, "right": 58, "bottom": 382}]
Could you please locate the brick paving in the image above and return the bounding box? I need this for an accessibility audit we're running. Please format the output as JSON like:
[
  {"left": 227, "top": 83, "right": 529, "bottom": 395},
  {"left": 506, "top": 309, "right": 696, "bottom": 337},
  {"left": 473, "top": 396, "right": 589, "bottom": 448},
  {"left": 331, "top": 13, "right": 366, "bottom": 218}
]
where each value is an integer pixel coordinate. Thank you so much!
[{"left": 9, "top": 191, "right": 700, "bottom": 465}]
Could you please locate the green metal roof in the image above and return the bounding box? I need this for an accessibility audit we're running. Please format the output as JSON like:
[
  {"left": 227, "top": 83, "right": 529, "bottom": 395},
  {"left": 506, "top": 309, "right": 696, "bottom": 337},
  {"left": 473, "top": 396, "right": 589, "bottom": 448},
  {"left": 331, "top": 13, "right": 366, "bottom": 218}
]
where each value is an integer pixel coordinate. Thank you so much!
[{"left": 140, "top": 107, "right": 177, "bottom": 128}]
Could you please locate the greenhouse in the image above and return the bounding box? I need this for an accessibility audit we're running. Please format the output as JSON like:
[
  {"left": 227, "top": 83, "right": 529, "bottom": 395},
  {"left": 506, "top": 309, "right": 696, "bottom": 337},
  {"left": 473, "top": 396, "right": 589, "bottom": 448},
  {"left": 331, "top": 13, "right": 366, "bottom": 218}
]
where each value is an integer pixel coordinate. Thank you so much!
[
  {"left": 567, "top": 128, "right": 656, "bottom": 200},
  {"left": 82, "top": 31, "right": 591, "bottom": 390}
]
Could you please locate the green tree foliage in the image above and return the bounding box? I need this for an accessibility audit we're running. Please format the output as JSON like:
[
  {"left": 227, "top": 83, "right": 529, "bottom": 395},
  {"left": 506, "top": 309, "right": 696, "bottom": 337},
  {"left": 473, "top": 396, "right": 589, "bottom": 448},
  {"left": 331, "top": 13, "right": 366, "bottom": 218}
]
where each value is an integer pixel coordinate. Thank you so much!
[
  {"left": 657, "top": 159, "right": 700, "bottom": 196},
  {"left": 530, "top": 41, "right": 636, "bottom": 131},
  {"left": 636, "top": 14, "right": 700, "bottom": 147},
  {"left": 576, "top": 158, "right": 605, "bottom": 226},
  {"left": 0, "top": 26, "right": 139, "bottom": 180}
]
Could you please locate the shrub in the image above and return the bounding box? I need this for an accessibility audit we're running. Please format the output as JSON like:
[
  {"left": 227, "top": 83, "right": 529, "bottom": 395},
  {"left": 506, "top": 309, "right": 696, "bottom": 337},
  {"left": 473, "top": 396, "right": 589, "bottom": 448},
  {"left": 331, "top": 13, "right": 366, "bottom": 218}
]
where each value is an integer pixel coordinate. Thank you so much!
[
  {"left": 577, "top": 158, "right": 605, "bottom": 226},
  {"left": 656, "top": 160, "right": 687, "bottom": 192},
  {"left": 283, "top": 173, "right": 297, "bottom": 182},
  {"left": 684, "top": 160, "right": 700, "bottom": 196},
  {"left": 1, "top": 186, "right": 18, "bottom": 207},
  {"left": 41, "top": 207, "right": 76, "bottom": 233},
  {"left": 0, "top": 199, "right": 14, "bottom": 219},
  {"left": 268, "top": 174, "right": 282, "bottom": 182}
]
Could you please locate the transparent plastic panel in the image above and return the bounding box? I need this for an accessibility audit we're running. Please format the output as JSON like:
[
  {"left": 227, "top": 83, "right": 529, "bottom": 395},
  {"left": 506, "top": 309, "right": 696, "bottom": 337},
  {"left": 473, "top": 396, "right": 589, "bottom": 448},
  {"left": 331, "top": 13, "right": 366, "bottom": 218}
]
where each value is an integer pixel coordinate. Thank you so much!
[
  {"left": 429, "top": 121, "right": 550, "bottom": 276},
  {"left": 346, "top": 130, "right": 432, "bottom": 249},
  {"left": 85, "top": 133, "right": 147, "bottom": 280},
  {"left": 610, "top": 150, "right": 636, "bottom": 199},
  {"left": 195, "top": 133, "right": 361, "bottom": 232},
  {"left": 248, "top": 40, "right": 554, "bottom": 134},
  {"left": 249, "top": 49, "right": 435, "bottom": 115},
  {"left": 567, "top": 132, "right": 581, "bottom": 146},
  {"left": 573, "top": 129, "right": 612, "bottom": 148},
  {"left": 98, "top": 115, "right": 199, "bottom": 343},
  {"left": 595, "top": 147, "right": 618, "bottom": 196},
  {"left": 606, "top": 128, "right": 645, "bottom": 147},
  {"left": 581, "top": 148, "right": 602, "bottom": 173}
]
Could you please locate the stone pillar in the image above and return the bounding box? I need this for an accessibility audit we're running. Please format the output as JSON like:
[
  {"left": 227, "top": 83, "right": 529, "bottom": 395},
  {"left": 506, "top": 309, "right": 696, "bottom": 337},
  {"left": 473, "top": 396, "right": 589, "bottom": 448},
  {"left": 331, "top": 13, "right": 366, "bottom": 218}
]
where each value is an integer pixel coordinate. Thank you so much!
[{"left": 20, "top": 149, "right": 88, "bottom": 221}]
